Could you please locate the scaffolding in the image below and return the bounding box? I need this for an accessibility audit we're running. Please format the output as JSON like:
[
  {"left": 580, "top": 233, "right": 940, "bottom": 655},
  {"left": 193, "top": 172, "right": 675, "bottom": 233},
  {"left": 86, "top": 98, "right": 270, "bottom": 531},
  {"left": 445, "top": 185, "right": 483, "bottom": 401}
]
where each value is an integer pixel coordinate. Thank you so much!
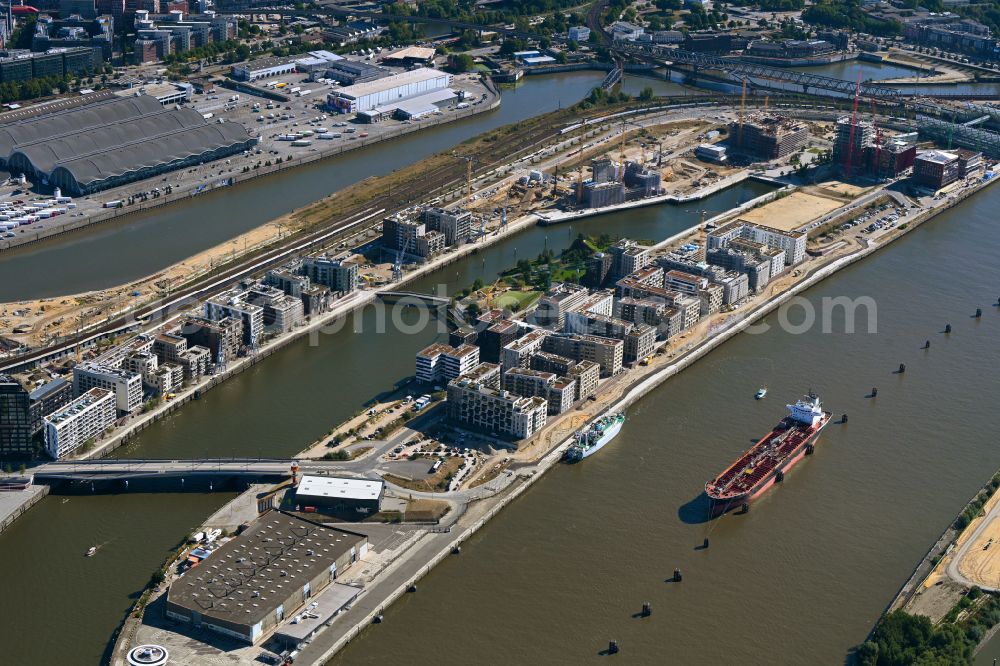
[{"left": 917, "top": 115, "right": 1000, "bottom": 158}]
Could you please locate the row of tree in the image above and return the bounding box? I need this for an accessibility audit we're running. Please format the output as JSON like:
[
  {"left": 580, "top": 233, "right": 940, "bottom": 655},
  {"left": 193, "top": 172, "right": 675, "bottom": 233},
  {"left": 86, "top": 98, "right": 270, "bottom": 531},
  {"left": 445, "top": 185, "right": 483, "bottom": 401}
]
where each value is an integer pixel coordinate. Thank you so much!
[{"left": 0, "top": 75, "right": 72, "bottom": 104}]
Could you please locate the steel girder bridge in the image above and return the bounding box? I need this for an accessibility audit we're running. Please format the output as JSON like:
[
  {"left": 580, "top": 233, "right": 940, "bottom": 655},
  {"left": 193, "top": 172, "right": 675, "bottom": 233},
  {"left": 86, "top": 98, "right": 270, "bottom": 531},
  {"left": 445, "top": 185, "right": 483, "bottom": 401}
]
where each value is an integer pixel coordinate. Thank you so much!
[{"left": 614, "top": 43, "right": 905, "bottom": 100}]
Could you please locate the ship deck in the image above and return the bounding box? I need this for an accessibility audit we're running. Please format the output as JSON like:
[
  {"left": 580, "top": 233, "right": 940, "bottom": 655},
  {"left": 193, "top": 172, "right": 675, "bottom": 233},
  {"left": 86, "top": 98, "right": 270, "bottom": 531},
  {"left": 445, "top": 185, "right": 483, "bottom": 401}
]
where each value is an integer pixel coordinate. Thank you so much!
[{"left": 706, "top": 418, "right": 822, "bottom": 500}]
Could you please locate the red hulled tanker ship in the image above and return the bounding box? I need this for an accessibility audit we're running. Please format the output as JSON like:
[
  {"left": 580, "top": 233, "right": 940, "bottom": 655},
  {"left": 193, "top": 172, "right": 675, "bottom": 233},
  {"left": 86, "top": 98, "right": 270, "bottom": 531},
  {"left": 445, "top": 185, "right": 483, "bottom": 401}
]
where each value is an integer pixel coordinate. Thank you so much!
[{"left": 705, "top": 393, "right": 831, "bottom": 518}]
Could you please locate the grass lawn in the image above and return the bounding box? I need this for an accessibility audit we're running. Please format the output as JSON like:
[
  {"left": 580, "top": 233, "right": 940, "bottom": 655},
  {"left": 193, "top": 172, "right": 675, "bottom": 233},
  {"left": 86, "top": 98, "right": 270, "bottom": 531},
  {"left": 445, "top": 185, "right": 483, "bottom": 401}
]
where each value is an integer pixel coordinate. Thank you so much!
[{"left": 495, "top": 289, "right": 541, "bottom": 311}]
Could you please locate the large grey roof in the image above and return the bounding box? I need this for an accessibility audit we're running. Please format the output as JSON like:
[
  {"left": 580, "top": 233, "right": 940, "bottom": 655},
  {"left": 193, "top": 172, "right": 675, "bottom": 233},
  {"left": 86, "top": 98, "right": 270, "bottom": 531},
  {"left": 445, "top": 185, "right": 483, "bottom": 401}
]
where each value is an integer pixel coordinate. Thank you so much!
[
  {"left": 0, "top": 95, "right": 163, "bottom": 158},
  {"left": 10, "top": 107, "right": 208, "bottom": 175},
  {"left": 51, "top": 121, "right": 254, "bottom": 188}
]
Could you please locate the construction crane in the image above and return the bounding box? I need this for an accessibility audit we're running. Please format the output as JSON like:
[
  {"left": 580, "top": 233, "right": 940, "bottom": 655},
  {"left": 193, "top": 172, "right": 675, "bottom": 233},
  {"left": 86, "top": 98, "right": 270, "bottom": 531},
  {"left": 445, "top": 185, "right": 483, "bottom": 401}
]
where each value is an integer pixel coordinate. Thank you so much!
[
  {"left": 844, "top": 72, "right": 862, "bottom": 178},
  {"left": 685, "top": 209, "right": 724, "bottom": 258},
  {"left": 618, "top": 119, "right": 628, "bottom": 180},
  {"left": 453, "top": 153, "right": 474, "bottom": 199},
  {"left": 392, "top": 234, "right": 412, "bottom": 281},
  {"left": 870, "top": 97, "right": 883, "bottom": 180},
  {"left": 738, "top": 78, "right": 747, "bottom": 149}
]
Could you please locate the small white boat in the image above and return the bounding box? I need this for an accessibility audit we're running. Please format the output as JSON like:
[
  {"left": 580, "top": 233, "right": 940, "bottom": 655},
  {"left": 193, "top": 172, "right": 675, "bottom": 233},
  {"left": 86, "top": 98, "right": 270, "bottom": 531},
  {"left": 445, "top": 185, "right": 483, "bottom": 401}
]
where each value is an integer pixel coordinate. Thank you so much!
[
  {"left": 755, "top": 386, "right": 768, "bottom": 400},
  {"left": 85, "top": 546, "right": 97, "bottom": 557}
]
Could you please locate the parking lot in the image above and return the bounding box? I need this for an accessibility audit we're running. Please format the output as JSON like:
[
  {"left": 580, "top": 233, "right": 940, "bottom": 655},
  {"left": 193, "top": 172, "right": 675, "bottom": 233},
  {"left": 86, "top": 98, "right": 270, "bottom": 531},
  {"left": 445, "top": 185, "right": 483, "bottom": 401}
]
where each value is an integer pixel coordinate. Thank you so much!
[
  {"left": 194, "top": 69, "right": 493, "bottom": 166},
  {"left": 0, "top": 67, "right": 495, "bottom": 248}
]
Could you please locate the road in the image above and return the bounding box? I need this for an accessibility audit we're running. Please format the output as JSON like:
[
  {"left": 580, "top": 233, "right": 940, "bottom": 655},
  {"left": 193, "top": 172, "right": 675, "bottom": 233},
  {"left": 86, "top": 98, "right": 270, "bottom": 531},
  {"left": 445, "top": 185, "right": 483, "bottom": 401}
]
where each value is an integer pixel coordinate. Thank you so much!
[{"left": 947, "top": 496, "right": 1000, "bottom": 591}]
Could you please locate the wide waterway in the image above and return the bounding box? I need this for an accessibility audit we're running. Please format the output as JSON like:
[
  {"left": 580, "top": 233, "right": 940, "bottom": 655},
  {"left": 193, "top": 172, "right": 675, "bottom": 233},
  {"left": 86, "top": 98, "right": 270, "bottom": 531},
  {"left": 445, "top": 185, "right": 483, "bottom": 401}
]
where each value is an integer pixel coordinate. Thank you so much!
[
  {"left": 329, "top": 190, "right": 1000, "bottom": 664},
  {"left": 0, "top": 71, "right": 690, "bottom": 302},
  {"left": 0, "top": 173, "right": 770, "bottom": 665},
  {"left": 5, "top": 67, "right": 1000, "bottom": 665}
]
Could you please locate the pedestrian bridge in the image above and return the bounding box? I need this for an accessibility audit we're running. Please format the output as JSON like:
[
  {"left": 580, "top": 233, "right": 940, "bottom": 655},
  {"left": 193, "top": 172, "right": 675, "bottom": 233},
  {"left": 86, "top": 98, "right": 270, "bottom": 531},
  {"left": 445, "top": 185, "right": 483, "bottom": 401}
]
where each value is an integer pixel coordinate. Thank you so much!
[
  {"left": 377, "top": 291, "right": 450, "bottom": 306},
  {"left": 33, "top": 459, "right": 343, "bottom": 483}
]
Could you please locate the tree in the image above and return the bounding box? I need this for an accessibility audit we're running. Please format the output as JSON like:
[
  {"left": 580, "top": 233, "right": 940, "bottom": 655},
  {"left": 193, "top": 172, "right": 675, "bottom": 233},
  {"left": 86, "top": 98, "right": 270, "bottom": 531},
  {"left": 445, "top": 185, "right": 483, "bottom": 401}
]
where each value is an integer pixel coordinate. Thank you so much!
[
  {"left": 465, "top": 302, "right": 482, "bottom": 320},
  {"left": 447, "top": 53, "right": 476, "bottom": 73},
  {"left": 639, "top": 86, "right": 655, "bottom": 101}
]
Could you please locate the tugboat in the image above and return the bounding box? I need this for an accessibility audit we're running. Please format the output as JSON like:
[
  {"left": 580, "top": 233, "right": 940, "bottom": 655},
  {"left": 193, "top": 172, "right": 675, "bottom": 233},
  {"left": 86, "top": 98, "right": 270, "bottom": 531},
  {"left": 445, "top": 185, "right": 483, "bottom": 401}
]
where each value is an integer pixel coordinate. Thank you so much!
[
  {"left": 85, "top": 546, "right": 97, "bottom": 557},
  {"left": 755, "top": 386, "right": 768, "bottom": 400},
  {"left": 564, "top": 413, "right": 625, "bottom": 462}
]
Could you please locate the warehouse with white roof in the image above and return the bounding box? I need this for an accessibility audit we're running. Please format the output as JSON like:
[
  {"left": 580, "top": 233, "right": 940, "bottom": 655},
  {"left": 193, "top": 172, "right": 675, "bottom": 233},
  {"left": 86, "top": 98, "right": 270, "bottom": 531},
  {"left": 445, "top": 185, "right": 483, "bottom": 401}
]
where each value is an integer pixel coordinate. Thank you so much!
[
  {"left": 326, "top": 67, "right": 452, "bottom": 114},
  {"left": 294, "top": 475, "right": 384, "bottom": 518}
]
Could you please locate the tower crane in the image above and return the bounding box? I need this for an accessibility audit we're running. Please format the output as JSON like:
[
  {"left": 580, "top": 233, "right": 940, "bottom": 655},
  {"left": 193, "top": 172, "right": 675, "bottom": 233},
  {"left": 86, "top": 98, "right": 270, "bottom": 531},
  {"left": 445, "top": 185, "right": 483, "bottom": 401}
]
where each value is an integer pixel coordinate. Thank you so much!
[
  {"left": 392, "top": 234, "right": 412, "bottom": 281},
  {"left": 453, "top": 153, "right": 474, "bottom": 200}
]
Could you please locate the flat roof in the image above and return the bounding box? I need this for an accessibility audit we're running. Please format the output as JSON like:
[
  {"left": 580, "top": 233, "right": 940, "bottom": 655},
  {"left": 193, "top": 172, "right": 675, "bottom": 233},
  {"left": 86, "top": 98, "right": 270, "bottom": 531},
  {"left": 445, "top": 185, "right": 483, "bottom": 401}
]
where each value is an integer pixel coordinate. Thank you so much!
[
  {"left": 297, "top": 476, "right": 384, "bottom": 501},
  {"left": 29, "top": 377, "right": 68, "bottom": 402},
  {"left": 166, "top": 512, "right": 365, "bottom": 627},
  {"left": 389, "top": 88, "right": 457, "bottom": 116},
  {"left": 417, "top": 342, "right": 453, "bottom": 358},
  {"left": 384, "top": 46, "right": 435, "bottom": 60},
  {"left": 332, "top": 67, "right": 448, "bottom": 100},
  {"left": 445, "top": 343, "right": 479, "bottom": 359},
  {"left": 918, "top": 150, "right": 959, "bottom": 164},
  {"left": 274, "top": 582, "right": 360, "bottom": 642}
]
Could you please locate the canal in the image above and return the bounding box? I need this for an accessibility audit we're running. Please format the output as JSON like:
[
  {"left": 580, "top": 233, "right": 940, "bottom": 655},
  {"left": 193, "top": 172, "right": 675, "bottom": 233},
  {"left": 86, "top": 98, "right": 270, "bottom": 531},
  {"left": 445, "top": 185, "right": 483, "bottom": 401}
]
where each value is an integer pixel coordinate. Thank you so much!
[{"left": 0, "top": 71, "right": 687, "bottom": 302}]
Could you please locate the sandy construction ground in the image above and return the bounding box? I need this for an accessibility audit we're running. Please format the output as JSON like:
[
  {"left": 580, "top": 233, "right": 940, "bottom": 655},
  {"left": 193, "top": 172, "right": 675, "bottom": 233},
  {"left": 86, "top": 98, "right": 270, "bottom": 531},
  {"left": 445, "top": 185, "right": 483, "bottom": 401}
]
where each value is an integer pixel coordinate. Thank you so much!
[
  {"left": 738, "top": 190, "right": 843, "bottom": 232},
  {"left": 0, "top": 219, "right": 298, "bottom": 349},
  {"left": 957, "top": 516, "right": 1000, "bottom": 589}
]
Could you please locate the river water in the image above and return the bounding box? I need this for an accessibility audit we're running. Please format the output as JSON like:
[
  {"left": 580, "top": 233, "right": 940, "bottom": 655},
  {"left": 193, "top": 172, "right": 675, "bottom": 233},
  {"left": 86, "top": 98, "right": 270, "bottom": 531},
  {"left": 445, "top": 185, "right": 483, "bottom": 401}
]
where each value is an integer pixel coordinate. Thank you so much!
[
  {"left": 326, "top": 189, "right": 1000, "bottom": 665},
  {"left": 0, "top": 167, "right": 768, "bottom": 665},
  {"left": 4, "top": 66, "right": 999, "bottom": 665},
  {"left": 0, "top": 72, "right": 688, "bottom": 302}
]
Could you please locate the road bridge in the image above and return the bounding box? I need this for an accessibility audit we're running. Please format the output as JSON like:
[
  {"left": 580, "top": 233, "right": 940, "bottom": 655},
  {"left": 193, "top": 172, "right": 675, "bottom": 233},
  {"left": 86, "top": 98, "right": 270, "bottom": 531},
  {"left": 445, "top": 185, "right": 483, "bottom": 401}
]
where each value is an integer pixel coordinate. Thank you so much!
[
  {"left": 32, "top": 458, "right": 347, "bottom": 483},
  {"left": 615, "top": 43, "right": 905, "bottom": 100}
]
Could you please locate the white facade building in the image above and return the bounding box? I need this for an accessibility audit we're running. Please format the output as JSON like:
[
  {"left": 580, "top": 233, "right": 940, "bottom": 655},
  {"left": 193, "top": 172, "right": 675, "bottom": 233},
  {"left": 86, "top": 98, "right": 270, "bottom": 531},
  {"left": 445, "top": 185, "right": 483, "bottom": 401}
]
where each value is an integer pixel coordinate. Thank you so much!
[
  {"left": 44, "top": 387, "right": 116, "bottom": 459},
  {"left": 73, "top": 364, "right": 143, "bottom": 413},
  {"left": 707, "top": 219, "right": 807, "bottom": 266},
  {"left": 568, "top": 26, "right": 591, "bottom": 42},
  {"left": 327, "top": 67, "right": 452, "bottom": 113}
]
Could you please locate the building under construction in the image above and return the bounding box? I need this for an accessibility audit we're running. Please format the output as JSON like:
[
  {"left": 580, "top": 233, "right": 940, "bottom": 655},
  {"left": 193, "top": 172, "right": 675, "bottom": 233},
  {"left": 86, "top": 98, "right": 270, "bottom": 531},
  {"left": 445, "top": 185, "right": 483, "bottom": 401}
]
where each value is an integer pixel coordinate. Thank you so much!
[
  {"left": 833, "top": 116, "right": 875, "bottom": 170},
  {"left": 833, "top": 115, "right": 917, "bottom": 179},
  {"left": 730, "top": 112, "right": 809, "bottom": 159}
]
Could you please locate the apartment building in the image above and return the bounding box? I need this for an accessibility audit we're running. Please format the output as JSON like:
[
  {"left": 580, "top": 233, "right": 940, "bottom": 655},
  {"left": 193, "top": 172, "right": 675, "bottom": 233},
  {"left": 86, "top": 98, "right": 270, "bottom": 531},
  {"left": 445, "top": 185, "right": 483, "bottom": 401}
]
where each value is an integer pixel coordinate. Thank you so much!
[
  {"left": 43, "top": 387, "right": 116, "bottom": 459},
  {"left": 153, "top": 332, "right": 187, "bottom": 364},
  {"left": 623, "top": 324, "right": 656, "bottom": 365},
  {"left": 708, "top": 219, "right": 806, "bottom": 266},
  {"left": 501, "top": 329, "right": 550, "bottom": 370},
  {"left": 73, "top": 364, "right": 143, "bottom": 413},
  {"left": 567, "top": 360, "right": 600, "bottom": 401},
  {"left": 542, "top": 334, "right": 623, "bottom": 377},
  {"left": 446, "top": 364, "right": 547, "bottom": 439},
  {"left": 614, "top": 297, "right": 683, "bottom": 339},
  {"left": 608, "top": 239, "right": 652, "bottom": 279},
  {"left": 206, "top": 293, "right": 264, "bottom": 347},
  {"left": 300, "top": 256, "right": 358, "bottom": 293},
  {"left": 535, "top": 282, "right": 591, "bottom": 328},
  {"left": 415, "top": 343, "right": 480, "bottom": 384},
  {"left": 0, "top": 375, "right": 33, "bottom": 456},
  {"left": 180, "top": 316, "right": 242, "bottom": 365},
  {"left": 664, "top": 269, "right": 709, "bottom": 295},
  {"left": 422, "top": 207, "right": 473, "bottom": 245}
]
